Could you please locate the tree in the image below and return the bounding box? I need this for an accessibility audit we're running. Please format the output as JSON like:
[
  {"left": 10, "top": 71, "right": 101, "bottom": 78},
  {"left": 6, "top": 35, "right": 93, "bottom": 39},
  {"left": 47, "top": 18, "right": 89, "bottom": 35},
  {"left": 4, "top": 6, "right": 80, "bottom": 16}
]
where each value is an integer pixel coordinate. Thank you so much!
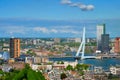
[
  {"left": 26, "top": 49, "right": 36, "bottom": 56},
  {"left": 57, "top": 61, "right": 60, "bottom": 64},
  {"left": 60, "top": 73, "right": 67, "bottom": 80},
  {"left": 66, "top": 65, "right": 73, "bottom": 71},
  {"left": 61, "top": 61, "right": 64, "bottom": 64},
  {"left": 75, "top": 64, "right": 89, "bottom": 71},
  {"left": 75, "top": 64, "right": 83, "bottom": 71},
  {"left": 3, "top": 64, "right": 46, "bottom": 80}
]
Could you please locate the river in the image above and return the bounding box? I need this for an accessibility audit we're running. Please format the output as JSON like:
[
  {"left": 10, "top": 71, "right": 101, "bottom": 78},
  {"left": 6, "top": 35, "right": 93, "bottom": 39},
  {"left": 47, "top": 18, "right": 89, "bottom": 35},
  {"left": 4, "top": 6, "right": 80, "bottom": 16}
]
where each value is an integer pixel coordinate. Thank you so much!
[{"left": 49, "top": 52, "right": 120, "bottom": 70}]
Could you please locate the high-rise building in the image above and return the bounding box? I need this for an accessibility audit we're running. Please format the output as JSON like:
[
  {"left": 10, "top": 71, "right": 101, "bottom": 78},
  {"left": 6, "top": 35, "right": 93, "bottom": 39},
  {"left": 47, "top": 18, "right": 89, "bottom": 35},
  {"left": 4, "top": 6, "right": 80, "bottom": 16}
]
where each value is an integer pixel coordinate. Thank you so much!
[
  {"left": 101, "top": 34, "right": 109, "bottom": 53},
  {"left": 10, "top": 38, "right": 20, "bottom": 58},
  {"left": 114, "top": 37, "right": 120, "bottom": 53},
  {"left": 97, "top": 24, "right": 106, "bottom": 50}
]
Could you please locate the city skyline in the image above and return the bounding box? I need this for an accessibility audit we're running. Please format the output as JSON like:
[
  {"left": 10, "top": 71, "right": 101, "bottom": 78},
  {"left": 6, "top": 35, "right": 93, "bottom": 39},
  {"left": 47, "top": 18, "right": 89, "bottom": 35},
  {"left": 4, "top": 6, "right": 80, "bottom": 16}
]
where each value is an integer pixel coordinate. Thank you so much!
[{"left": 0, "top": 0, "right": 120, "bottom": 38}]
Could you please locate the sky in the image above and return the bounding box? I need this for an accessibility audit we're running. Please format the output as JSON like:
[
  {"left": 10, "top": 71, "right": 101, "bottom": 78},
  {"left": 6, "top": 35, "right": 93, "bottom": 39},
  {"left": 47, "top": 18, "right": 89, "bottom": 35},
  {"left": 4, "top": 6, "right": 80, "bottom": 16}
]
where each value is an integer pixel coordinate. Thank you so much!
[{"left": 0, "top": 0, "right": 120, "bottom": 38}]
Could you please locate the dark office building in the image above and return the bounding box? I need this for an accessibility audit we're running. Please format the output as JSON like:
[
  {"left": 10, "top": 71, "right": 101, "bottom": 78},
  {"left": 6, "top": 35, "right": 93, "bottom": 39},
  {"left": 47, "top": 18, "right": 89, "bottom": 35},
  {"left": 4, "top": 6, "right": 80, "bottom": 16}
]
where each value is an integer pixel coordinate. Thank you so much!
[
  {"left": 10, "top": 38, "right": 20, "bottom": 58},
  {"left": 101, "top": 34, "right": 109, "bottom": 53}
]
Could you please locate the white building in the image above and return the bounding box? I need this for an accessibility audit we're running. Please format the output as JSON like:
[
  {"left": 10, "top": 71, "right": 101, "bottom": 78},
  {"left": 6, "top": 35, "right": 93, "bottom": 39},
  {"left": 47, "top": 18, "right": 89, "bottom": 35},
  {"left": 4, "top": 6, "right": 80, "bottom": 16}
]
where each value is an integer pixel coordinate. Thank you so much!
[
  {"left": 25, "top": 56, "right": 49, "bottom": 64},
  {"left": 31, "top": 64, "right": 52, "bottom": 71},
  {"left": 110, "top": 66, "right": 120, "bottom": 75},
  {"left": 94, "top": 66, "right": 103, "bottom": 74},
  {"left": 53, "top": 60, "right": 78, "bottom": 69}
]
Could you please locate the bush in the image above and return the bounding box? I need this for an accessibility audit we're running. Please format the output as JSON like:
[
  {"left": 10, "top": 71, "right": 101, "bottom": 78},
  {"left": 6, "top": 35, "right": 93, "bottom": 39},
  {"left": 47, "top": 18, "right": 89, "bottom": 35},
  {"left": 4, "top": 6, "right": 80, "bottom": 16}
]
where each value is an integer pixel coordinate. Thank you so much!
[{"left": 60, "top": 73, "right": 67, "bottom": 79}]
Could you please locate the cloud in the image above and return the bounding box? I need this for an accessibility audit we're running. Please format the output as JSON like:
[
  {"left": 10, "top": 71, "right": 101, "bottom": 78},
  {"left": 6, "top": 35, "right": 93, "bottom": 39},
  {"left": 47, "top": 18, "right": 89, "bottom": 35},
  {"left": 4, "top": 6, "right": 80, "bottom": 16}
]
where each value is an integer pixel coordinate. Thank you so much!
[
  {"left": 33, "top": 26, "right": 80, "bottom": 35},
  {"left": 4, "top": 26, "right": 27, "bottom": 34},
  {"left": 61, "top": 0, "right": 94, "bottom": 11},
  {"left": 34, "top": 27, "right": 49, "bottom": 33},
  {"left": 51, "top": 29, "right": 58, "bottom": 33},
  {"left": 33, "top": 27, "right": 59, "bottom": 34},
  {"left": 61, "top": 0, "right": 72, "bottom": 4},
  {"left": 60, "top": 29, "right": 80, "bottom": 34}
]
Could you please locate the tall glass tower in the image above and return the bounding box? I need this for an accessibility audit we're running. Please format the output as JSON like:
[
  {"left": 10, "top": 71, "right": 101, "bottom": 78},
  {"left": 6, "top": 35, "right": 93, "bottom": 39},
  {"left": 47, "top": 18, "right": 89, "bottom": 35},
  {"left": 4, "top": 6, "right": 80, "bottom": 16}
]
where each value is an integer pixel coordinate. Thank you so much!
[{"left": 97, "top": 24, "right": 106, "bottom": 51}]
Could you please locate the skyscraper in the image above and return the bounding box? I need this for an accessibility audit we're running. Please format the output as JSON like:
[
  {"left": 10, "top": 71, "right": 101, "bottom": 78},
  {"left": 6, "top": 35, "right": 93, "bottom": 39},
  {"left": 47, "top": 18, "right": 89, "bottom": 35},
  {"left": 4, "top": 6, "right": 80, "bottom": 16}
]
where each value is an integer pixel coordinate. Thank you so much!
[
  {"left": 10, "top": 38, "right": 20, "bottom": 58},
  {"left": 97, "top": 24, "right": 106, "bottom": 51},
  {"left": 101, "top": 34, "right": 109, "bottom": 53}
]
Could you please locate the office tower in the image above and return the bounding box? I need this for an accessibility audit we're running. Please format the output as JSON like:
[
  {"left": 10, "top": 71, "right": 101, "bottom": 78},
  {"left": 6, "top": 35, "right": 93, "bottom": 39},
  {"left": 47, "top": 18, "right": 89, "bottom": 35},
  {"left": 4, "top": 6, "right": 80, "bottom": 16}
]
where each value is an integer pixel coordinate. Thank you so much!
[
  {"left": 10, "top": 38, "right": 20, "bottom": 58},
  {"left": 96, "top": 24, "right": 106, "bottom": 51},
  {"left": 101, "top": 34, "right": 109, "bottom": 53},
  {"left": 114, "top": 37, "right": 120, "bottom": 53}
]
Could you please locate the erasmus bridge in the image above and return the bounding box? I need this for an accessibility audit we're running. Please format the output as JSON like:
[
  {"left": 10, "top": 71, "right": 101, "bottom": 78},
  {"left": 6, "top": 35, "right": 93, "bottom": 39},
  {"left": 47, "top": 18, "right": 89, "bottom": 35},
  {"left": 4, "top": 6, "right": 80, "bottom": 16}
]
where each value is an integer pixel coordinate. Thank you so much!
[
  {"left": 49, "top": 27, "right": 96, "bottom": 60},
  {"left": 75, "top": 27, "right": 96, "bottom": 60}
]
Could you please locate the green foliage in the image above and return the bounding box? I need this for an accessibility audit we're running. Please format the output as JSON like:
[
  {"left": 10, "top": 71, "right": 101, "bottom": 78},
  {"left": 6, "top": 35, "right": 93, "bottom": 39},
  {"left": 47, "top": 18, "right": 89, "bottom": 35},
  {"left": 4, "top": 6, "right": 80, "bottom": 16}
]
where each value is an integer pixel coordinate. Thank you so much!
[
  {"left": 60, "top": 73, "right": 67, "bottom": 79},
  {"left": 79, "top": 71, "right": 84, "bottom": 75},
  {"left": 57, "top": 61, "right": 64, "bottom": 64},
  {"left": 0, "top": 70, "right": 4, "bottom": 74},
  {"left": 0, "top": 59, "right": 4, "bottom": 65},
  {"left": 66, "top": 65, "right": 74, "bottom": 71},
  {"left": 26, "top": 49, "right": 36, "bottom": 56},
  {"left": 108, "top": 73, "right": 120, "bottom": 80},
  {"left": 57, "top": 61, "right": 60, "bottom": 64},
  {"left": 46, "top": 62, "right": 53, "bottom": 65},
  {"left": 74, "top": 64, "right": 89, "bottom": 75},
  {"left": 27, "top": 69, "right": 37, "bottom": 80},
  {"left": 75, "top": 64, "right": 89, "bottom": 71},
  {"left": 61, "top": 61, "right": 64, "bottom": 64},
  {"left": 58, "top": 42, "right": 80, "bottom": 47},
  {"left": 86, "top": 42, "right": 97, "bottom": 46},
  {"left": 0, "top": 64, "right": 45, "bottom": 80}
]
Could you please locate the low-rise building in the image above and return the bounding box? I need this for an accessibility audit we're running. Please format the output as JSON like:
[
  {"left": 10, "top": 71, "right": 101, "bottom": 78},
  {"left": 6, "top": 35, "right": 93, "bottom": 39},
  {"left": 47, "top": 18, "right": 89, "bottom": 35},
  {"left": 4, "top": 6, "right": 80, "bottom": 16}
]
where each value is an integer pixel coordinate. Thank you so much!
[
  {"left": 31, "top": 64, "right": 52, "bottom": 71},
  {"left": 94, "top": 66, "right": 103, "bottom": 74},
  {"left": 2, "top": 64, "right": 12, "bottom": 72},
  {"left": 25, "top": 57, "right": 34, "bottom": 64},
  {"left": 53, "top": 60, "right": 78, "bottom": 69},
  {"left": 33, "top": 57, "right": 42, "bottom": 64},
  {"left": 8, "top": 58, "right": 15, "bottom": 63},
  {"left": 25, "top": 56, "right": 49, "bottom": 65},
  {"left": 110, "top": 66, "right": 120, "bottom": 75}
]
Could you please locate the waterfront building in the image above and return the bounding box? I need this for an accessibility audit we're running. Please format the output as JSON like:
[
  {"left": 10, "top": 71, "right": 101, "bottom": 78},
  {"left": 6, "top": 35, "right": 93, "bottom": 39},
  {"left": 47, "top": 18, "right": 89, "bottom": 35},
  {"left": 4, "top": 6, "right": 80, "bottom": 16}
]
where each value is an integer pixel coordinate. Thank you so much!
[
  {"left": 110, "top": 66, "right": 120, "bottom": 75},
  {"left": 114, "top": 37, "right": 120, "bottom": 53},
  {"left": 101, "top": 34, "right": 109, "bottom": 53},
  {"left": 25, "top": 56, "right": 49, "bottom": 64},
  {"left": 32, "top": 64, "right": 52, "bottom": 71},
  {"left": 10, "top": 38, "right": 20, "bottom": 58},
  {"left": 96, "top": 24, "right": 106, "bottom": 51},
  {"left": 94, "top": 66, "right": 104, "bottom": 74},
  {"left": 53, "top": 61, "right": 78, "bottom": 70}
]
